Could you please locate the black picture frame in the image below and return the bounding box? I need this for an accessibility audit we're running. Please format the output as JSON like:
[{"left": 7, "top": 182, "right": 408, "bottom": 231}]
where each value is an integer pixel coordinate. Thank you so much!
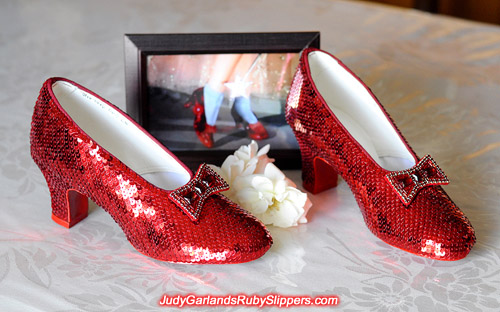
[{"left": 124, "top": 32, "right": 320, "bottom": 170}]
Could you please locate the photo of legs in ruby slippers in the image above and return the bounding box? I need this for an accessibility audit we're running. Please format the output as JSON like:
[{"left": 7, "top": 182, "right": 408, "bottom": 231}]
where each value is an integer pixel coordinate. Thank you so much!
[
  {"left": 147, "top": 53, "right": 299, "bottom": 150},
  {"left": 185, "top": 54, "right": 270, "bottom": 148}
]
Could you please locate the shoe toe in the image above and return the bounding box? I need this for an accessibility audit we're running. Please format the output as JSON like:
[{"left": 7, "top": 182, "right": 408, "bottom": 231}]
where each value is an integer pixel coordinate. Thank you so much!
[
  {"left": 208, "top": 196, "right": 273, "bottom": 263},
  {"left": 424, "top": 202, "right": 476, "bottom": 260},
  {"left": 407, "top": 187, "right": 475, "bottom": 261},
  {"left": 166, "top": 195, "right": 272, "bottom": 264},
  {"left": 373, "top": 186, "right": 475, "bottom": 261}
]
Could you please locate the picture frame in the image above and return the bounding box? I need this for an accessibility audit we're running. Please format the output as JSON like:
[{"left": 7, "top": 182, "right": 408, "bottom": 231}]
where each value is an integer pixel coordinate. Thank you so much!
[{"left": 124, "top": 32, "right": 320, "bottom": 170}]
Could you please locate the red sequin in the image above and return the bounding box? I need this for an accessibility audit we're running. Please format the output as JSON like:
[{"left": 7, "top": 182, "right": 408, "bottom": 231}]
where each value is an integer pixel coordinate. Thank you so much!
[
  {"left": 286, "top": 48, "right": 475, "bottom": 261},
  {"left": 30, "top": 77, "right": 272, "bottom": 264}
]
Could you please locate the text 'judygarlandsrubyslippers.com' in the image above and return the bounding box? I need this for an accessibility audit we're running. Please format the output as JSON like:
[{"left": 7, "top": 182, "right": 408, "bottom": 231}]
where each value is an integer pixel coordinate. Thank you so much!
[{"left": 158, "top": 293, "right": 340, "bottom": 308}]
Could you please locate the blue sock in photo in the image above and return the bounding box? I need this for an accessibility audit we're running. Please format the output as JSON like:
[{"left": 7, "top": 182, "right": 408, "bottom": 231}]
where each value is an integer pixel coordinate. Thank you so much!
[
  {"left": 203, "top": 85, "right": 224, "bottom": 126},
  {"left": 234, "top": 96, "right": 258, "bottom": 124}
]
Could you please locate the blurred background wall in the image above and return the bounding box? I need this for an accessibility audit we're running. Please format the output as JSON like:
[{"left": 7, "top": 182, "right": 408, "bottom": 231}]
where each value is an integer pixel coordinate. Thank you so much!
[{"left": 359, "top": 0, "right": 500, "bottom": 25}]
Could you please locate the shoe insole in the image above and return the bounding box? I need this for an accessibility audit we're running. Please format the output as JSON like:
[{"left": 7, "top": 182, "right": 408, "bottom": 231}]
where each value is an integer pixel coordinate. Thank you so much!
[
  {"left": 52, "top": 80, "right": 191, "bottom": 190},
  {"left": 308, "top": 51, "right": 416, "bottom": 171}
]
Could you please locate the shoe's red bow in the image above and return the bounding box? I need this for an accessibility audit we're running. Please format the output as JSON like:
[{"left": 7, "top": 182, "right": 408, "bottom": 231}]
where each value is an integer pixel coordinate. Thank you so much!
[
  {"left": 169, "top": 163, "right": 229, "bottom": 222},
  {"left": 385, "top": 155, "right": 449, "bottom": 205}
]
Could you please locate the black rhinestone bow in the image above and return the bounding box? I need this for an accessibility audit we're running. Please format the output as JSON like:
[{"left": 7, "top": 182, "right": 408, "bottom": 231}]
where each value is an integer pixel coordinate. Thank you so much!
[
  {"left": 169, "top": 163, "right": 229, "bottom": 221},
  {"left": 385, "top": 155, "right": 449, "bottom": 205}
]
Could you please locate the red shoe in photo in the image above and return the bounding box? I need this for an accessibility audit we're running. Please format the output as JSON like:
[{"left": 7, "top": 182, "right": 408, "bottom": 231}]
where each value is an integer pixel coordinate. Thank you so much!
[
  {"left": 247, "top": 121, "right": 269, "bottom": 140},
  {"left": 185, "top": 87, "right": 216, "bottom": 148}
]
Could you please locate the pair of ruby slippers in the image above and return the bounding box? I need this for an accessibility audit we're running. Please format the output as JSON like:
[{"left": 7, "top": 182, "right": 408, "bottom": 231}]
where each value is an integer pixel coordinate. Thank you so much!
[
  {"left": 30, "top": 48, "right": 475, "bottom": 264},
  {"left": 184, "top": 87, "right": 268, "bottom": 148}
]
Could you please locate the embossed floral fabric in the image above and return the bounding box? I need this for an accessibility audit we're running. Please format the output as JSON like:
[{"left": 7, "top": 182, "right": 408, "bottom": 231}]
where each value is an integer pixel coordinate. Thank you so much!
[{"left": 1, "top": 0, "right": 500, "bottom": 311}]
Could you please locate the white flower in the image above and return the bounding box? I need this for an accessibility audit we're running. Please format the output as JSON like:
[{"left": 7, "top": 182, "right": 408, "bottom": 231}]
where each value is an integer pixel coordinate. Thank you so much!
[
  {"left": 209, "top": 140, "right": 271, "bottom": 198},
  {"left": 210, "top": 141, "right": 311, "bottom": 228}
]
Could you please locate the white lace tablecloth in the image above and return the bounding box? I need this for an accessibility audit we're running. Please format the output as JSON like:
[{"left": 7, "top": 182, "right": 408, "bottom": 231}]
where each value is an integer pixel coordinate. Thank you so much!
[{"left": 1, "top": 0, "right": 499, "bottom": 311}]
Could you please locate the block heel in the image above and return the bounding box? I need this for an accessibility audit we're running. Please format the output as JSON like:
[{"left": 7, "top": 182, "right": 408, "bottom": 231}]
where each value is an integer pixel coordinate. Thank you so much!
[
  {"left": 49, "top": 185, "right": 88, "bottom": 228},
  {"left": 298, "top": 141, "right": 338, "bottom": 194}
]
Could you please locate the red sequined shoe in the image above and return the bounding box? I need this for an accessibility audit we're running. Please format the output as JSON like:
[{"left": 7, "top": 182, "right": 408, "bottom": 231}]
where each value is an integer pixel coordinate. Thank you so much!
[
  {"left": 184, "top": 88, "right": 215, "bottom": 148},
  {"left": 230, "top": 105, "right": 269, "bottom": 140},
  {"left": 247, "top": 122, "right": 269, "bottom": 140},
  {"left": 286, "top": 48, "right": 475, "bottom": 260},
  {"left": 30, "top": 78, "right": 272, "bottom": 264}
]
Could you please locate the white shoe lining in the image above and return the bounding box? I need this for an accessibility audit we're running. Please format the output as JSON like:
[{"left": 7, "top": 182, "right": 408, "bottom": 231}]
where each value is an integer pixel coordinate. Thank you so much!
[
  {"left": 52, "top": 81, "right": 191, "bottom": 190},
  {"left": 308, "top": 51, "right": 415, "bottom": 171}
]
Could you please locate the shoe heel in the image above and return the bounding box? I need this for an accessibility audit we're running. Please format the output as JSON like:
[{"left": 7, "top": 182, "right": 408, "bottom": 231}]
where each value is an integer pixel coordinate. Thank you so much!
[
  {"left": 46, "top": 177, "right": 88, "bottom": 228},
  {"left": 185, "top": 87, "right": 204, "bottom": 109},
  {"left": 300, "top": 147, "right": 339, "bottom": 194}
]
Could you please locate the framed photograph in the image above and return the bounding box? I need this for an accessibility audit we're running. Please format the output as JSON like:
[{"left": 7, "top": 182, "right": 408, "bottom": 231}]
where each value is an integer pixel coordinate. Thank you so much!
[{"left": 124, "top": 32, "right": 320, "bottom": 169}]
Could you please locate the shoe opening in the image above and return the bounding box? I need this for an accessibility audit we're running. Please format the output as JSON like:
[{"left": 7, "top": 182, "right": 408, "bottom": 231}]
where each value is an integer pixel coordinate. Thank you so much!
[
  {"left": 307, "top": 51, "right": 416, "bottom": 171},
  {"left": 52, "top": 80, "right": 191, "bottom": 190}
]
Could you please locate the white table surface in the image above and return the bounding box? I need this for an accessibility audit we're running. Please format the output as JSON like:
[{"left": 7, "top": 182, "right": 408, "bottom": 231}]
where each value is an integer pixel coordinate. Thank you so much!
[{"left": 1, "top": 0, "right": 500, "bottom": 311}]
